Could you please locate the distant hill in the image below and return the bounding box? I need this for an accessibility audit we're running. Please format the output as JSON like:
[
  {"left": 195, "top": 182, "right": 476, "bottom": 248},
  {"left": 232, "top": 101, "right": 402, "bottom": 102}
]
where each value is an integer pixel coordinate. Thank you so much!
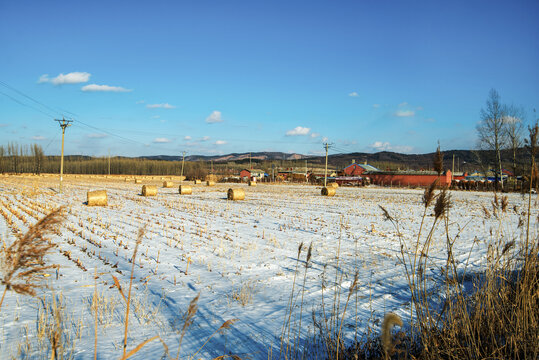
[
  {"left": 137, "top": 148, "right": 530, "bottom": 173},
  {"left": 139, "top": 152, "right": 307, "bottom": 162}
]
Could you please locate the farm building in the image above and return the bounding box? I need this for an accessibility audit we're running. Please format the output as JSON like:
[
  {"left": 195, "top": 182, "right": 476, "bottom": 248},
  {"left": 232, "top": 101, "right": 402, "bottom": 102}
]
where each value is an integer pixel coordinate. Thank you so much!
[
  {"left": 365, "top": 170, "right": 453, "bottom": 187},
  {"left": 240, "top": 169, "right": 266, "bottom": 181},
  {"left": 342, "top": 161, "right": 380, "bottom": 176}
]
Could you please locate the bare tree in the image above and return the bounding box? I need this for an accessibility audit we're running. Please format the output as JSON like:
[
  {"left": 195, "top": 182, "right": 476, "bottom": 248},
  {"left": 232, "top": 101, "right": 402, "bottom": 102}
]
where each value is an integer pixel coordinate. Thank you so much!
[
  {"left": 31, "top": 143, "right": 45, "bottom": 175},
  {"left": 477, "top": 88, "right": 507, "bottom": 190},
  {"left": 504, "top": 104, "right": 525, "bottom": 178},
  {"left": 0, "top": 145, "right": 4, "bottom": 173}
]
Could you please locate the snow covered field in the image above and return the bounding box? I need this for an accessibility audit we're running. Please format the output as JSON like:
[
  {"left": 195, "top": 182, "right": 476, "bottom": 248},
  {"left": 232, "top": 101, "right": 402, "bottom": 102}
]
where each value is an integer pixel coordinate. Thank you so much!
[{"left": 0, "top": 175, "right": 531, "bottom": 359}]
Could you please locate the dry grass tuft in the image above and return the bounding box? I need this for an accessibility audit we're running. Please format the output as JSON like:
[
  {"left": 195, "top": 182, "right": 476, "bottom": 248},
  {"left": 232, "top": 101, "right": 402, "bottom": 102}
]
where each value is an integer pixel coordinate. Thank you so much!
[{"left": 0, "top": 207, "right": 64, "bottom": 310}]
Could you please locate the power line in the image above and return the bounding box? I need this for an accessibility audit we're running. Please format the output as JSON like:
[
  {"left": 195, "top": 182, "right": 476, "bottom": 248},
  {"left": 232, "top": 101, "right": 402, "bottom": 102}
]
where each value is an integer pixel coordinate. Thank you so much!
[
  {"left": 0, "top": 80, "right": 63, "bottom": 117},
  {"left": 0, "top": 90, "right": 56, "bottom": 118}
]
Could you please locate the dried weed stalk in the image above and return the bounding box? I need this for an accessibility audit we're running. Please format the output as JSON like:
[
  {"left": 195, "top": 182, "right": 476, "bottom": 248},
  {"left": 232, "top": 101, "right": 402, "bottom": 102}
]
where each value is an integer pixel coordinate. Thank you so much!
[{"left": 0, "top": 207, "right": 65, "bottom": 311}]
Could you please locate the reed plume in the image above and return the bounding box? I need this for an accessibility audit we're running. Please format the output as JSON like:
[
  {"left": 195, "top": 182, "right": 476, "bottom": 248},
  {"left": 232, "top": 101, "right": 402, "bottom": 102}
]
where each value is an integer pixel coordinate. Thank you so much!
[
  {"left": 381, "top": 312, "right": 403, "bottom": 359},
  {"left": 0, "top": 207, "right": 64, "bottom": 311}
]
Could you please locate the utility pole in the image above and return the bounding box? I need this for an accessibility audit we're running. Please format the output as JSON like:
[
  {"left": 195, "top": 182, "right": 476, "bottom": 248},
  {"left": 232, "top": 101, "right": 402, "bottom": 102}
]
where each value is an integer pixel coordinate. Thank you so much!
[
  {"left": 452, "top": 153, "right": 455, "bottom": 181},
  {"left": 324, "top": 142, "right": 329, "bottom": 187},
  {"left": 55, "top": 117, "right": 72, "bottom": 193},
  {"left": 180, "top": 151, "right": 186, "bottom": 183}
]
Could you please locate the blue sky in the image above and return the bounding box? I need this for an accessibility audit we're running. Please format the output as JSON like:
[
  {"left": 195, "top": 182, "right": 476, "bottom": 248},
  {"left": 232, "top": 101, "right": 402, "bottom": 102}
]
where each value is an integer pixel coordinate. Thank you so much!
[{"left": 1, "top": 0, "right": 537, "bottom": 157}]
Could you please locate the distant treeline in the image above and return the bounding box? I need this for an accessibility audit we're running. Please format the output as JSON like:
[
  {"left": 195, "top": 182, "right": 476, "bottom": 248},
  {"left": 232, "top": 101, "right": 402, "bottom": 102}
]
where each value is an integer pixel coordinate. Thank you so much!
[
  {"left": 0, "top": 142, "right": 534, "bottom": 178},
  {"left": 0, "top": 143, "right": 210, "bottom": 178}
]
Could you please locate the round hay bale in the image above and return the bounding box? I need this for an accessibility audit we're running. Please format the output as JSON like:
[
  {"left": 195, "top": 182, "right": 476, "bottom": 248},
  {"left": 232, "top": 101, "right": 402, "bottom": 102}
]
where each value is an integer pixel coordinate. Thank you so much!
[
  {"left": 321, "top": 187, "right": 336, "bottom": 196},
  {"left": 327, "top": 182, "right": 339, "bottom": 188},
  {"left": 179, "top": 185, "right": 192, "bottom": 195},
  {"left": 248, "top": 180, "right": 257, "bottom": 186},
  {"left": 194, "top": 179, "right": 202, "bottom": 184},
  {"left": 87, "top": 190, "right": 107, "bottom": 206},
  {"left": 134, "top": 179, "right": 142, "bottom": 184},
  {"left": 206, "top": 181, "right": 215, "bottom": 186},
  {"left": 125, "top": 178, "right": 130, "bottom": 182},
  {"left": 163, "top": 181, "right": 174, "bottom": 188},
  {"left": 142, "top": 185, "right": 157, "bottom": 196},
  {"left": 227, "top": 188, "right": 245, "bottom": 201}
]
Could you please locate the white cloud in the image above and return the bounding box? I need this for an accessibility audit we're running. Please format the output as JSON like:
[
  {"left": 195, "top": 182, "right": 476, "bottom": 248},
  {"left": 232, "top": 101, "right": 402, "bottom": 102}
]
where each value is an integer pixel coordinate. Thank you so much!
[
  {"left": 152, "top": 115, "right": 161, "bottom": 119},
  {"left": 201, "top": 136, "right": 210, "bottom": 141},
  {"left": 373, "top": 104, "right": 380, "bottom": 108},
  {"left": 39, "top": 72, "right": 91, "bottom": 85},
  {"left": 153, "top": 137, "right": 171, "bottom": 143},
  {"left": 81, "top": 84, "right": 131, "bottom": 92},
  {"left": 370, "top": 141, "right": 392, "bottom": 151},
  {"left": 184, "top": 135, "right": 192, "bottom": 140},
  {"left": 425, "top": 117, "right": 436, "bottom": 123},
  {"left": 398, "top": 102, "right": 408, "bottom": 107},
  {"left": 503, "top": 115, "right": 521, "bottom": 124},
  {"left": 286, "top": 126, "right": 311, "bottom": 136},
  {"left": 322, "top": 137, "right": 329, "bottom": 142},
  {"left": 394, "top": 110, "right": 415, "bottom": 117},
  {"left": 310, "top": 132, "right": 320, "bottom": 138},
  {"left": 369, "top": 141, "right": 413, "bottom": 153},
  {"left": 147, "top": 103, "right": 176, "bottom": 109},
  {"left": 206, "top": 110, "right": 223, "bottom": 123},
  {"left": 136, "top": 100, "right": 145, "bottom": 104},
  {"left": 88, "top": 133, "right": 107, "bottom": 139},
  {"left": 215, "top": 140, "right": 227, "bottom": 145},
  {"left": 32, "top": 135, "right": 46, "bottom": 140},
  {"left": 348, "top": 92, "right": 359, "bottom": 97}
]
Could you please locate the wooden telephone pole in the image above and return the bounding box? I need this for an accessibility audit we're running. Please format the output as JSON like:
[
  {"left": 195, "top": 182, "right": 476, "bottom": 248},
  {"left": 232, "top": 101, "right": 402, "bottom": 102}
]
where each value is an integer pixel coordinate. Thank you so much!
[
  {"left": 324, "top": 142, "right": 329, "bottom": 187},
  {"left": 180, "top": 151, "right": 186, "bottom": 184},
  {"left": 55, "top": 117, "right": 72, "bottom": 193}
]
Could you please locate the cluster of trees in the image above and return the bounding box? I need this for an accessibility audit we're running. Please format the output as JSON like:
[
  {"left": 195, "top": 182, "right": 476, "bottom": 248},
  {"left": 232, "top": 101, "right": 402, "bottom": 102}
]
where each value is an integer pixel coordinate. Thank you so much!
[
  {"left": 0, "top": 143, "right": 45, "bottom": 175},
  {"left": 476, "top": 89, "right": 532, "bottom": 189}
]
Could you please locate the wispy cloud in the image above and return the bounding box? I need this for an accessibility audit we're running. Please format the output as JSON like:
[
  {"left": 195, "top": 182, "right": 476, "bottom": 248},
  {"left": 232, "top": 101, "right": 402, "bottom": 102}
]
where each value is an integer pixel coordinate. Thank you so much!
[
  {"left": 348, "top": 91, "right": 359, "bottom": 97},
  {"left": 201, "top": 136, "right": 210, "bottom": 141},
  {"left": 31, "top": 135, "right": 46, "bottom": 140},
  {"left": 286, "top": 126, "right": 311, "bottom": 136},
  {"left": 0, "top": 124, "right": 8, "bottom": 127},
  {"left": 136, "top": 100, "right": 145, "bottom": 104},
  {"left": 398, "top": 102, "right": 408, "bottom": 107},
  {"left": 39, "top": 72, "right": 91, "bottom": 85},
  {"left": 373, "top": 104, "right": 380, "bottom": 108},
  {"left": 215, "top": 140, "right": 227, "bottom": 145},
  {"left": 147, "top": 103, "right": 176, "bottom": 109},
  {"left": 153, "top": 137, "right": 171, "bottom": 143},
  {"left": 184, "top": 135, "right": 192, "bottom": 140},
  {"left": 369, "top": 141, "right": 413, "bottom": 153},
  {"left": 394, "top": 110, "right": 415, "bottom": 117},
  {"left": 370, "top": 141, "right": 391, "bottom": 151},
  {"left": 206, "top": 110, "right": 223, "bottom": 123},
  {"left": 310, "top": 132, "right": 320, "bottom": 138},
  {"left": 88, "top": 133, "right": 107, "bottom": 139},
  {"left": 81, "top": 84, "right": 131, "bottom": 92}
]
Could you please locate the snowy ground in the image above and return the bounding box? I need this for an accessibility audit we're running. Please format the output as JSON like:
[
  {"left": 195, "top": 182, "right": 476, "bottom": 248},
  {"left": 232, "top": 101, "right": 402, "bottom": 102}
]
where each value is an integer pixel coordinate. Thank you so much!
[{"left": 0, "top": 174, "right": 533, "bottom": 359}]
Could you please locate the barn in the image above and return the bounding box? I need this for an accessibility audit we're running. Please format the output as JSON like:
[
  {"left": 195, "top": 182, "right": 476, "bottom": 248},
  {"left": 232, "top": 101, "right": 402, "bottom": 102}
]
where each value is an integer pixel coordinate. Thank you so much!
[
  {"left": 343, "top": 161, "right": 380, "bottom": 176},
  {"left": 365, "top": 170, "right": 453, "bottom": 187},
  {"left": 240, "top": 169, "right": 265, "bottom": 181}
]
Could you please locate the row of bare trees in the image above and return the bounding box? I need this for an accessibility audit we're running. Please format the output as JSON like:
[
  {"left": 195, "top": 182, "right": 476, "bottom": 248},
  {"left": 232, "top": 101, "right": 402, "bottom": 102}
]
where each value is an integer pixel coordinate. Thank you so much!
[
  {"left": 0, "top": 143, "right": 45, "bottom": 174},
  {"left": 476, "top": 88, "right": 528, "bottom": 189}
]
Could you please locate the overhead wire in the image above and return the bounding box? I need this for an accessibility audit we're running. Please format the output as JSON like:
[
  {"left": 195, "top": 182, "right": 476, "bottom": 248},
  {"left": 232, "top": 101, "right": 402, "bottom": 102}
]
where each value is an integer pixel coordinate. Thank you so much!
[{"left": 0, "top": 79, "right": 335, "bottom": 154}]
